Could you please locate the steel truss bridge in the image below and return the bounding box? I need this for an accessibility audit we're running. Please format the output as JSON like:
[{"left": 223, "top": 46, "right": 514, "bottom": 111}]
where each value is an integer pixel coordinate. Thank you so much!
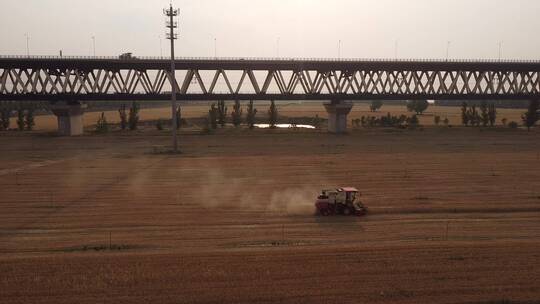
[{"left": 1, "top": 56, "right": 540, "bottom": 101}]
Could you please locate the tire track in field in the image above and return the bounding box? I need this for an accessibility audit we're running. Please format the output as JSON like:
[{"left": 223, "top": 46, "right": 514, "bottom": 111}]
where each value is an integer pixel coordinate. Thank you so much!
[
  {"left": 0, "top": 155, "right": 171, "bottom": 242},
  {"left": 0, "top": 159, "right": 66, "bottom": 177}
]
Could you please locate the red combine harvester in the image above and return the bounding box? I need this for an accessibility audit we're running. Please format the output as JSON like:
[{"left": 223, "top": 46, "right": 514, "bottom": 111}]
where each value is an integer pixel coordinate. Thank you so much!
[{"left": 315, "top": 187, "right": 368, "bottom": 216}]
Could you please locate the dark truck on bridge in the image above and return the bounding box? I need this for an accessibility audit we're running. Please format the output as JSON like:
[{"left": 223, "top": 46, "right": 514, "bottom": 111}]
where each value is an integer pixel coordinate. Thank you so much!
[{"left": 119, "top": 53, "right": 136, "bottom": 60}]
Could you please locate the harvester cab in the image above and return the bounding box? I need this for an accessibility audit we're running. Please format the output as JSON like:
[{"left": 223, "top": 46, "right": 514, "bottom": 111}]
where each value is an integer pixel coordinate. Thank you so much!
[{"left": 315, "top": 187, "right": 367, "bottom": 216}]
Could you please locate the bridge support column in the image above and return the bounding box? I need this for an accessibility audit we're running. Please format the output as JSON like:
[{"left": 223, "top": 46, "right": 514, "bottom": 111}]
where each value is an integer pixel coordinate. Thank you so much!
[
  {"left": 50, "top": 102, "right": 87, "bottom": 136},
  {"left": 324, "top": 100, "right": 353, "bottom": 134}
]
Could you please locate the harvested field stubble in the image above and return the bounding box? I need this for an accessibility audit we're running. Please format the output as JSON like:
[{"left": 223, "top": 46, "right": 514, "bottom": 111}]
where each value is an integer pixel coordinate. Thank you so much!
[{"left": 1, "top": 121, "right": 540, "bottom": 303}]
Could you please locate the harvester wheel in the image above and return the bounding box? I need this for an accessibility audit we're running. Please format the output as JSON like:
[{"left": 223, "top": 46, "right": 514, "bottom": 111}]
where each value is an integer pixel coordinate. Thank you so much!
[{"left": 343, "top": 207, "right": 352, "bottom": 216}]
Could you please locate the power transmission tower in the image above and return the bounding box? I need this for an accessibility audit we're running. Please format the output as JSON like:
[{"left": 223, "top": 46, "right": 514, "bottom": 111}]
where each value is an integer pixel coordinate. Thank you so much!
[{"left": 164, "top": 4, "right": 180, "bottom": 152}]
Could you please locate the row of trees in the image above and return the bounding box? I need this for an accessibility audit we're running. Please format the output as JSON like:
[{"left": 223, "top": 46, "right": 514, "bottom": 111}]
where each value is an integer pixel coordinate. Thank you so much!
[
  {"left": 460, "top": 102, "right": 497, "bottom": 127},
  {"left": 95, "top": 102, "right": 142, "bottom": 133},
  {"left": 117, "top": 102, "right": 141, "bottom": 131},
  {"left": 3, "top": 99, "right": 537, "bottom": 133},
  {"left": 99, "top": 101, "right": 187, "bottom": 133},
  {"left": 206, "top": 100, "right": 277, "bottom": 130},
  {"left": 460, "top": 100, "right": 539, "bottom": 131},
  {"left": 0, "top": 102, "right": 42, "bottom": 131},
  {"left": 406, "top": 100, "right": 430, "bottom": 115},
  {"left": 370, "top": 99, "right": 538, "bottom": 130},
  {"left": 98, "top": 100, "right": 276, "bottom": 133},
  {"left": 522, "top": 100, "right": 539, "bottom": 131},
  {"left": 433, "top": 116, "right": 450, "bottom": 126},
  {"left": 370, "top": 100, "right": 383, "bottom": 112},
  {"left": 369, "top": 100, "right": 431, "bottom": 115},
  {"left": 353, "top": 113, "right": 420, "bottom": 129}
]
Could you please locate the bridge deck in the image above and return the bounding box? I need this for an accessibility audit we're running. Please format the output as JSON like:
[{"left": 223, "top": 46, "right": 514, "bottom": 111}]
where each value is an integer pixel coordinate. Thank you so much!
[
  {"left": 1, "top": 56, "right": 540, "bottom": 101},
  {"left": 2, "top": 56, "right": 540, "bottom": 71}
]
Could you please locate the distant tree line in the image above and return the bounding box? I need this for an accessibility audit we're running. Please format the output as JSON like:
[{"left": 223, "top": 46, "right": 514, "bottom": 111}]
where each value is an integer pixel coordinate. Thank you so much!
[
  {"left": 459, "top": 100, "right": 539, "bottom": 130},
  {"left": 97, "top": 101, "right": 188, "bottom": 133},
  {"left": 460, "top": 101, "right": 497, "bottom": 127},
  {"left": 353, "top": 113, "right": 420, "bottom": 129},
  {"left": 368, "top": 100, "right": 431, "bottom": 115},
  {"left": 406, "top": 100, "right": 430, "bottom": 115},
  {"left": 436, "top": 99, "right": 531, "bottom": 109},
  {"left": 204, "top": 100, "right": 280, "bottom": 132},
  {"left": 370, "top": 101, "right": 383, "bottom": 112},
  {"left": 4, "top": 98, "right": 537, "bottom": 135},
  {"left": 97, "top": 99, "right": 539, "bottom": 134},
  {"left": 522, "top": 100, "right": 539, "bottom": 131},
  {"left": 94, "top": 102, "right": 141, "bottom": 133},
  {"left": 0, "top": 101, "right": 46, "bottom": 131}
]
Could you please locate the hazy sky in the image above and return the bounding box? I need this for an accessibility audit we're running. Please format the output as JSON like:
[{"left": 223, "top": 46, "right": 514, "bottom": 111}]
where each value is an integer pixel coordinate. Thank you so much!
[{"left": 1, "top": 0, "right": 539, "bottom": 60}]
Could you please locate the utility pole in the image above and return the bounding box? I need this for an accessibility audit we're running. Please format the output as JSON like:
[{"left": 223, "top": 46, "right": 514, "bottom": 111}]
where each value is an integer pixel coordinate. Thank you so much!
[
  {"left": 394, "top": 39, "right": 398, "bottom": 60},
  {"left": 91, "top": 36, "right": 96, "bottom": 56},
  {"left": 24, "top": 34, "right": 30, "bottom": 56},
  {"left": 164, "top": 4, "right": 180, "bottom": 153},
  {"left": 159, "top": 36, "right": 163, "bottom": 57},
  {"left": 277, "top": 37, "right": 280, "bottom": 58}
]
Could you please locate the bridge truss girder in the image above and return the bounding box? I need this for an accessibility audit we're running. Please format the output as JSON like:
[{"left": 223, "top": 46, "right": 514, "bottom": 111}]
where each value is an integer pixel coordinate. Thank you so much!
[{"left": 1, "top": 66, "right": 540, "bottom": 101}]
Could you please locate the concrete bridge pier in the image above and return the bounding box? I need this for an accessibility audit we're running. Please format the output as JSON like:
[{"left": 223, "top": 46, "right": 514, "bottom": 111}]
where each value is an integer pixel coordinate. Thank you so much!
[
  {"left": 324, "top": 100, "right": 353, "bottom": 134},
  {"left": 50, "top": 102, "right": 87, "bottom": 136}
]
